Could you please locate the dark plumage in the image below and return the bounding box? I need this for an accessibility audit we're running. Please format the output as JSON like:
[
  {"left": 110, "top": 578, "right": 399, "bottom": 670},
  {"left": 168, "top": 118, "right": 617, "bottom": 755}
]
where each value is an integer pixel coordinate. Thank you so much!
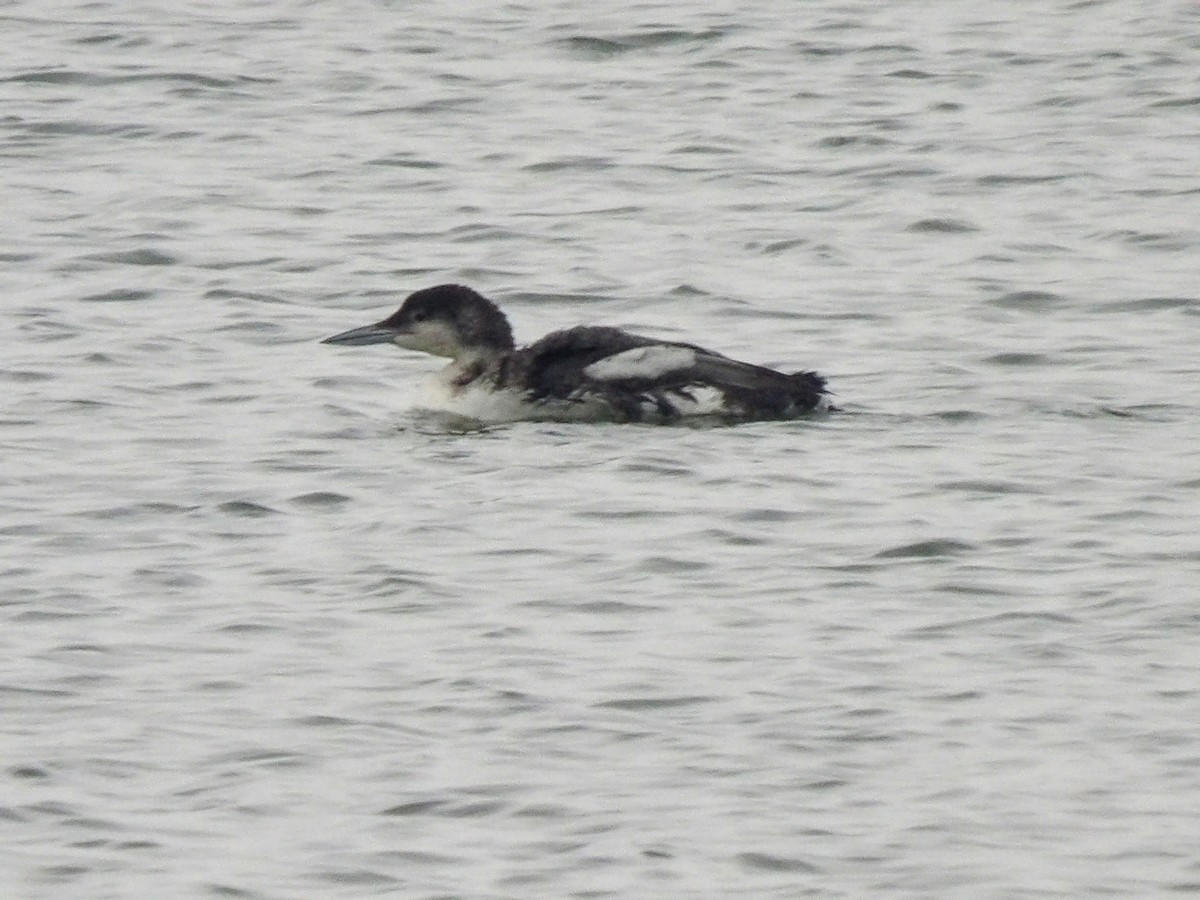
[{"left": 322, "top": 284, "right": 829, "bottom": 424}]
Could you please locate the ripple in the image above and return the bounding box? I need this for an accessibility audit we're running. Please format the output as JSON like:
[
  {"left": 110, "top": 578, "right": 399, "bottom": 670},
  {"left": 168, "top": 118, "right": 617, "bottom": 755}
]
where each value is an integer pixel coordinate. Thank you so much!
[
  {"left": 987, "top": 290, "right": 1070, "bottom": 310},
  {"left": 976, "top": 173, "right": 1069, "bottom": 186},
  {"left": 1093, "top": 229, "right": 1194, "bottom": 251},
  {"left": 1148, "top": 95, "right": 1200, "bottom": 108},
  {"left": 737, "top": 851, "right": 821, "bottom": 874},
  {"left": 313, "top": 869, "right": 399, "bottom": 887},
  {"left": 937, "top": 479, "right": 1038, "bottom": 494},
  {"left": 0, "top": 684, "right": 76, "bottom": 698},
  {"left": 1, "top": 69, "right": 268, "bottom": 89},
  {"left": 217, "top": 500, "right": 278, "bottom": 518},
  {"left": 633, "top": 555, "right": 710, "bottom": 574},
  {"left": 289, "top": 491, "right": 351, "bottom": 507},
  {"left": 906, "top": 217, "right": 978, "bottom": 233},
  {"left": 760, "top": 237, "right": 810, "bottom": 254},
  {"left": 367, "top": 154, "right": 445, "bottom": 169},
  {"left": 817, "top": 134, "right": 893, "bottom": 148},
  {"left": 1097, "top": 296, "right": 1196, "bottom": 313},
  {"left": 522, "top": 156, "right": 614, "bottom": 173},
  {"left": 554, "top": 27, "right": 730, "bottom": 58},
  {"left": 381, "top": 799, "right": 447, "bottom": 816},
  {"left": 594, "top": 695, "right": 714, "bottom": 711},
  {"left": 983, "top": 352, "right": 1053, "bottom": 366},
  {"left": 10, "top": 765, "right": 51, "bottom": 779},
  {"left": 875, "top": 539, "right": 975, "bottom": 559},
  {"left": 79, "top": 288, "right": 154, "bottom": 303},
  {"left": 576, "top": 599, "right": 660, "bottom": 614},
  {"left": 11, "top": 119, "right": 156, "bottom": 139},
  {"left": 77, "top": 501, "right": 198, "bottom": 519},
  {"left": 0, "top": 368, "right": 56, "bottom": 382},
  {"left": 909, "top": 610, "right": 1078, "bottom": 639}
]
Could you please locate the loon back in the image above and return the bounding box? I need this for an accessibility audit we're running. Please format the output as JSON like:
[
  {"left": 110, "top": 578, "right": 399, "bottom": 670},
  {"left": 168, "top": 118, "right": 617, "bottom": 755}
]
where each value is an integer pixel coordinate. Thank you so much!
[{"left": 507, "top": 325, "right": 827, "bottom": 422}]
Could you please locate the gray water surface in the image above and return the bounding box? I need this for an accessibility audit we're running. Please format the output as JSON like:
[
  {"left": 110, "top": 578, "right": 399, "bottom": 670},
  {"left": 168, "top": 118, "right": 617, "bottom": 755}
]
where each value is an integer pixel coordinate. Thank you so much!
[{"left": 4, "top": 2, "right": 1199, "bottom": 897}]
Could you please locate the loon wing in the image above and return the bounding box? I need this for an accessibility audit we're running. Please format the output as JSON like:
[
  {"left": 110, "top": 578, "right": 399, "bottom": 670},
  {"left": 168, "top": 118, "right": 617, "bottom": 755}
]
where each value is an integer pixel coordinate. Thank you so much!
[
  {"left": 517, "top": 326, "right": 704, "bottom": 393},
  {"left": 515, "top": 326, "right": 825, "bottom": 420}
]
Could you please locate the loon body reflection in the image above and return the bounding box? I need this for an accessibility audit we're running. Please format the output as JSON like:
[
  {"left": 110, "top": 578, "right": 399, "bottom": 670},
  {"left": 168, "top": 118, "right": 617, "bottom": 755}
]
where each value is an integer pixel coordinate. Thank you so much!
[{"left": 321, "top": 284, "right": 829, "bottom": 424}]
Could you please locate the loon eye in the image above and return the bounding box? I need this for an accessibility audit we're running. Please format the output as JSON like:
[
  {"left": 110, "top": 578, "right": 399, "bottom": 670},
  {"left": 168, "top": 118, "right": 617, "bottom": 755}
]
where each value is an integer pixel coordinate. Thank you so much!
[{"left": 411, "top": 310, "right": 427, "bottom": 323}]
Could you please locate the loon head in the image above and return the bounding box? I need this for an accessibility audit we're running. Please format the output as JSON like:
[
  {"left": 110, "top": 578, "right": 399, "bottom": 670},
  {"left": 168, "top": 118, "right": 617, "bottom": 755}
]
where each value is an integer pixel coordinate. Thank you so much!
[{"left": 321, "top": 284, "right": 515, "bottom": 361}]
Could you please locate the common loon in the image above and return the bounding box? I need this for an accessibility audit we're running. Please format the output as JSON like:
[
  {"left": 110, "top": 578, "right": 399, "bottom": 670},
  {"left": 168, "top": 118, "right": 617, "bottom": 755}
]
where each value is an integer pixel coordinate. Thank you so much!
[{"left": 321, "top": 284, "right": 829, "bottom": 424}]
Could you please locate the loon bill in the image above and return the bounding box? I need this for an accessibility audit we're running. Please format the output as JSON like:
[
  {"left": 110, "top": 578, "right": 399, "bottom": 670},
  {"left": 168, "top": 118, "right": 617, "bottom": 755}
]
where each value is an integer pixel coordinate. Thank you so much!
[{"left": 321, "top": 284, "right": 830, "bottom": 424}]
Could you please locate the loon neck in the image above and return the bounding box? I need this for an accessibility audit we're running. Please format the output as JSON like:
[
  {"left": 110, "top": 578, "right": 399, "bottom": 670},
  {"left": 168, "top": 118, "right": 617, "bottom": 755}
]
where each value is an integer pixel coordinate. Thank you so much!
[
  {"left": 444, "top": 346, "right": 508, "bottom": 388},
  {"left": 450, "top": 343, "right": 508, "bottom": 367}
]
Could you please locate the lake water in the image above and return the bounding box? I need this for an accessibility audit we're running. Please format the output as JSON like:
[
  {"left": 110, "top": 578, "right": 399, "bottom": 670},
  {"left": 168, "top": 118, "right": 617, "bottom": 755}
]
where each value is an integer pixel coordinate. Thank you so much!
[{"left": 4, "top": 1, "right": 1199, "bottom": 897}]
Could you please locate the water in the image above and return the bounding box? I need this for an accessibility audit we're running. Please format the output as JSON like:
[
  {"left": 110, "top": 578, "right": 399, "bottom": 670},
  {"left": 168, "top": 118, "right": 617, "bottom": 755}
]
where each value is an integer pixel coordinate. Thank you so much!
[{"left": 4, "top": 1, "right": 1199, "bottom": 896}]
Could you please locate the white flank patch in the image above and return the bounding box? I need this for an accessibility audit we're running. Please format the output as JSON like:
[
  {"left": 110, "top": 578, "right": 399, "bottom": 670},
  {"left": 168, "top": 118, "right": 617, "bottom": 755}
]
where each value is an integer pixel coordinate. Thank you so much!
[
  {"left": 411, "top": 360, "right": 742, "bottom": 425},
  {"left": 668, "top": 385, "right": 726, "bottom": 417},
  {"left": 417, "top": 374, "right": 614, "bottom": 424},
  {"left": 583, "top": 345, "right": 697, "bottom": 381}
]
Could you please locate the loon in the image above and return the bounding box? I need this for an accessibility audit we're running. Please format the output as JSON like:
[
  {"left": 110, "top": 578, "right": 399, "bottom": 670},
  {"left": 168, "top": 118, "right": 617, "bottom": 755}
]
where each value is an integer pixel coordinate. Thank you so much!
[{"left": 321, "top": 284, "right": 829, "bottom": 424}]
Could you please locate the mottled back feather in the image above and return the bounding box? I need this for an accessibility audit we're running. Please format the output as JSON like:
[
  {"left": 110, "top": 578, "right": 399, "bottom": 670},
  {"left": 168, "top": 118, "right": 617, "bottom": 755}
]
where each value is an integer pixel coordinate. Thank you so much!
[{"left": 506, "top": 325, "right": 826, "bottom": 420}]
